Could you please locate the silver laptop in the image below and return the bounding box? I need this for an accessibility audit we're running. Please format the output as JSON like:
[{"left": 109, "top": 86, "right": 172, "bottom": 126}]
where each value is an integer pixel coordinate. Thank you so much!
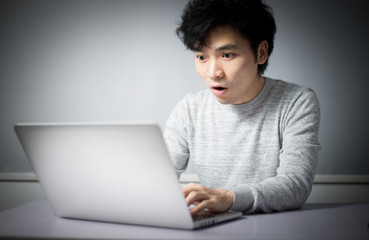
[{"left": 14, "top": 122, "right": 242, "bottom": 229}]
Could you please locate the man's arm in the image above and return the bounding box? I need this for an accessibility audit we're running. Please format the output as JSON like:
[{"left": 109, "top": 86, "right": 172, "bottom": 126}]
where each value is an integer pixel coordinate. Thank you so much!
[
  {"left": 165, "top": 88, "right": 320, "bottom": 214},
  {"left": 164, "top": 96, "right": 191, "bottom": 178},
  {"left": 225, "top": 88, "right": 321, "bottom": 213},
  {"left": 177, "top": 88, "right": 320, "bottom": 214}
]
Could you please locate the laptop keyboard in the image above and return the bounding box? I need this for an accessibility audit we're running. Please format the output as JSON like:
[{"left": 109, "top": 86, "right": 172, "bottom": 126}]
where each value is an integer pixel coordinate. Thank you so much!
[{"left": 192, "top": 211, "right": 216, "bottom": 221}]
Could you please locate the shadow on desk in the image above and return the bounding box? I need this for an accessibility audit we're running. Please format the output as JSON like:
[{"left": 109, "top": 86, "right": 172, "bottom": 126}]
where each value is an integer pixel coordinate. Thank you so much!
[
  {"left": 299, "top": 203, "right": 354, "bottom": 211},
  {"left": 1, "top": 199, "right": 368, "bottom": 240},
  {"left": 244, "top": 202, "right": 355, "bottom": 218}
]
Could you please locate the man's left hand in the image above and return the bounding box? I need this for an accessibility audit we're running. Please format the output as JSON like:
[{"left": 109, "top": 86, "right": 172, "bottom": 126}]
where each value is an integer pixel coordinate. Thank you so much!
[{"left": 182, "top": 183, "right": 234, "bottom": 215}]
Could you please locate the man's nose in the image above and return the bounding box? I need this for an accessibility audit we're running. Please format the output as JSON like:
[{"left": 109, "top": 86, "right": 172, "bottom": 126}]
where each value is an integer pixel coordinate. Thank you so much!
[{"left": 207, "top": 60, "right": 224, "bottom": 80}]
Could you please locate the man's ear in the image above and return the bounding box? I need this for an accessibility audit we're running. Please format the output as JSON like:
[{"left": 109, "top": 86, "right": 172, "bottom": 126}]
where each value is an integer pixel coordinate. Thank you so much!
[{"left": 257, "top": 40, "right": 269, "bottom": 65}]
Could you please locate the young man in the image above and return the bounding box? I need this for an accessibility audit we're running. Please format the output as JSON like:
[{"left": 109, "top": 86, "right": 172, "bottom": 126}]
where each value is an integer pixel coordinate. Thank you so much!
[{"left": 164, "top": 0, "right": 320, "bottom": 215}]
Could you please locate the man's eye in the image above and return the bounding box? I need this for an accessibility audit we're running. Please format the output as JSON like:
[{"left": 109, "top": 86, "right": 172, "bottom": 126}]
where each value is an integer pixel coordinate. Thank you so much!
[
  {"left": 197, "top": 55, "right": 206, "bottom": 61},
  {"left": 223, "top": 53, "right": 234, "bottom": 59}
]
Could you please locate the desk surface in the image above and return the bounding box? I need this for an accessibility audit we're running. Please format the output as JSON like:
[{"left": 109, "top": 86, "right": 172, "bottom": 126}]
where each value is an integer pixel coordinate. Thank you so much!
[{"left": 0, "top": 199, "right": 368, "bottom": 239}]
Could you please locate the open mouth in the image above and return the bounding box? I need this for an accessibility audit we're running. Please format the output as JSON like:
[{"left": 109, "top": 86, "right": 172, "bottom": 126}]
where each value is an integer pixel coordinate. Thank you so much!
[
  {"left": 213, "top": 86, "right": 226, "bottom": 90},
  {"left": 211, "top": 86, "right": 228, "bottom": 96}
]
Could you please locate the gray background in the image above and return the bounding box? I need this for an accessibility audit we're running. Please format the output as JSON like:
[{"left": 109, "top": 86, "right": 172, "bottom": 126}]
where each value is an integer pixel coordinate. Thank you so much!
[{"left": 0, "top": 0, "right": 368, "bottom": 175}]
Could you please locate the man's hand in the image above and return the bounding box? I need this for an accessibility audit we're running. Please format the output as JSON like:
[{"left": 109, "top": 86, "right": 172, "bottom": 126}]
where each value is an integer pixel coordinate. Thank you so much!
[{"left": 182, "top": 183, "right": 234, "bottom": 215}]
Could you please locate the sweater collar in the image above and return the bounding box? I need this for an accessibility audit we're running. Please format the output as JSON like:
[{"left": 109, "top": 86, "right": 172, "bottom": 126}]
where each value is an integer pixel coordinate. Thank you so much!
[{"left": 211, "top": 77, "right": 273, "bottom": 112}]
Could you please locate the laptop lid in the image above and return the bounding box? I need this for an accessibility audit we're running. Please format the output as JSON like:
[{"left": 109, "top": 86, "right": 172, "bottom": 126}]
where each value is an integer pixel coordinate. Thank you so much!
[{"left": 14, "top": 122, "right": 242, "bottom": 229}]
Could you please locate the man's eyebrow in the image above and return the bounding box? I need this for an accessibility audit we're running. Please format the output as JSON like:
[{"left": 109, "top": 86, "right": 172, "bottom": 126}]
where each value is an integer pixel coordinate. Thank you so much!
[
  {"left": 216, "top": 44, "right": 238, "bottom": 51},
  {"left": 193, "top": 43, "right": 238, "bottom": 52}
]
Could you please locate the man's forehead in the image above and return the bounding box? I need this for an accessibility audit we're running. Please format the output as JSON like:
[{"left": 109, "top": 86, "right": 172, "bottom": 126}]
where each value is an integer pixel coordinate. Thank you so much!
[
  {"left": 195, "top": 26, "right": 249, "bottom": 52},
  {"left": 215, "top": 43, "right": 238, "bottom": 51}
]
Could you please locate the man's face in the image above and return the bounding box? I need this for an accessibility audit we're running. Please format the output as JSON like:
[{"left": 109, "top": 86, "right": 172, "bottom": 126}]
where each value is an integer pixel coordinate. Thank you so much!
[{"left": 194, "top": 26, "right": 268, "bottom": 105}]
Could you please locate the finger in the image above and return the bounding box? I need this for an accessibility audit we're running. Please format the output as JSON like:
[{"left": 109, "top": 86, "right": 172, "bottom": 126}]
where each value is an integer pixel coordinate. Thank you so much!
[
  {"left": 190, "top": 199, "right": 210, "bottom": 215},
  {"left": 182, "top": 183, "right": 202, "bottom": 196},
  {"left": 191, "top": 198, "right": 224, "bottom": 215},
  {"left": 185, "top": 190, "right": 208, "bottom": 206}
]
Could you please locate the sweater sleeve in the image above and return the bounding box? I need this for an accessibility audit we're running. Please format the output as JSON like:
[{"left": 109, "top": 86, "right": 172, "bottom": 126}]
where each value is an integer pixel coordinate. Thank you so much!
[
  {"left": 163, "top": 97, "right": 191, "bottom": 178},
  {"left": 227, "top": 88, "right": 321, "bottom": 213}
]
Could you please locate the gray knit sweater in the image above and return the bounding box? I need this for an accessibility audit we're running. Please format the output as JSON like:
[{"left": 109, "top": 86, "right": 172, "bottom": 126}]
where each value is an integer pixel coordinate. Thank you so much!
[{"left": 164, "top": 78, "right": 321, "bottom": 213}]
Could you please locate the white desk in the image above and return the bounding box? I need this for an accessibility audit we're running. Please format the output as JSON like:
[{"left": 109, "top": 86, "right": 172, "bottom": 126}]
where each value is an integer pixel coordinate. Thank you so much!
[{"left": 0, "top": 199, "right": 368, "bottom": 239}]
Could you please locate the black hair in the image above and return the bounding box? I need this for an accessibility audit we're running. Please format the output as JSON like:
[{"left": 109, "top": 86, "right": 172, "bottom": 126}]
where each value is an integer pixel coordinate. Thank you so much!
[{"left": 176, "top": 0, "right": 276, "bottom": 75}]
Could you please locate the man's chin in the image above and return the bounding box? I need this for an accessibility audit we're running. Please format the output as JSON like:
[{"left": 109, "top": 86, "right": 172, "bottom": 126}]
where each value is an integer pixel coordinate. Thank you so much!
[{"left": 214, "top": 96, "right": 232, "bottom": 105}]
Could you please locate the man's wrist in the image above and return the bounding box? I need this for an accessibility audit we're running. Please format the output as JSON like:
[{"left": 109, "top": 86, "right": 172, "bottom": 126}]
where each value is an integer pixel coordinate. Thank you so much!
[{"left": 217, "top": 188, "right": 234, "bottom": 211}]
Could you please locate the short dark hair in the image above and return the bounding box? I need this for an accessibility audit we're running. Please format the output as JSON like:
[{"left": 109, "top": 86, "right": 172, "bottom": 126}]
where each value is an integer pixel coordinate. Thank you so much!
[{"left": 176, "top": 0, "right": 276, "bottom": 75}]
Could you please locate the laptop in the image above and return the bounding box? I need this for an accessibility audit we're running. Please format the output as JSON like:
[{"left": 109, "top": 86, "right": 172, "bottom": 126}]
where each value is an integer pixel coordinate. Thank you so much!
[{"left": 14, "top": 122, "right": 242, "bottom": 229}]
